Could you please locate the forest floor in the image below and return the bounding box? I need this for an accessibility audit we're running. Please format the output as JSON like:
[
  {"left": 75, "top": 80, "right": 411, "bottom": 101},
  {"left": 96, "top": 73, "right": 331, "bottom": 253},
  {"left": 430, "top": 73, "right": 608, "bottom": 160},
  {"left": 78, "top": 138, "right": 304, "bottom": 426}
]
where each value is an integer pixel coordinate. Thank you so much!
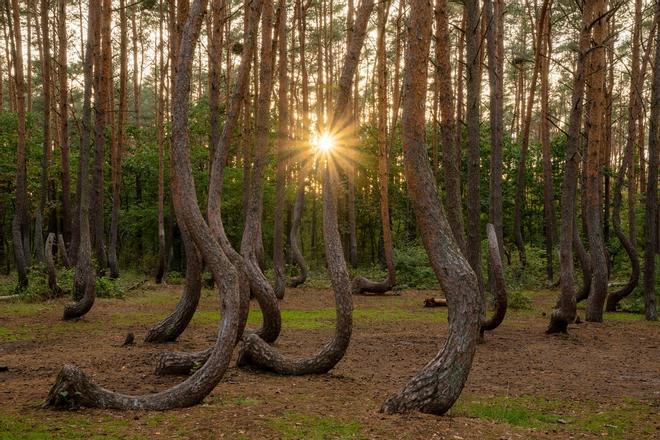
[{"left": 0, "top": 283, "right": 658, "bottom": 439}]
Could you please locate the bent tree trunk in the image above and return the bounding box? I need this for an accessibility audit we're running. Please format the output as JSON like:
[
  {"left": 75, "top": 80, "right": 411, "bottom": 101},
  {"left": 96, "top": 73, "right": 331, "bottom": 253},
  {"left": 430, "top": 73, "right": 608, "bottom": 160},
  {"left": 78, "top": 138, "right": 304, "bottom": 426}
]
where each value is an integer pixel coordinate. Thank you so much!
[
  {"left": 45, "top": 0, "right": 243, "bottom": 410},
  {"left": 234, "top": 0, "right": 373, "bottom": 374},
  {"left": 144, "top": 222, "right": 202, "bottom": 343},
  {"left": 206, "top": 0, "right": 278, "bottom": 342},
  {"left": 574, "top": 219, "right": 592, "bottom": 303},
  {"left": 547, "top": 0, "right": 590, "bottom": 333},
  {"left": 380, "top": 0, "right": 481, "bottom": 415},
  {"left": 480, "top": 223, "right": 507, "bottom": 337},
  {"left": 605, "top": 146, "right": 640, "bottom": 311},
  {"left": 62, "top": 0, "right": 98, "bottom": 321}
]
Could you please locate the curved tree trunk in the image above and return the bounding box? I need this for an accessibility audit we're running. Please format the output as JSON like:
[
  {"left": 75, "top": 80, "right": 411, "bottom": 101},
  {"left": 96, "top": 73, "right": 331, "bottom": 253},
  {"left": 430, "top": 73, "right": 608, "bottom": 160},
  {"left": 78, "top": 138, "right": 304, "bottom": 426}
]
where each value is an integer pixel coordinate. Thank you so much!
[
  {"left": 351, "top": 0, "right": 395, "bottom": 295},
  {"left": 58, "top": 234, "right": 72, "bottom": 268},
  {"left": 206, "top": 0, "right": 279, "bottom": 343},
  {"left": 239, "top": 0, "right": 282, "bottom": 341},
  {"left": 480, "top": 224, "right": 507, "bottom": 336},
  {"left": 605, "top": 0, "right": 642, "bottom": 312},
  {"left": 144, "top": 223, "right": 202, "bottom": 343},
  {"left": 62, "top": 0, "right": 99, "bottom": 321},
  {"left": 45, "top": 0, "right": 244, "bottom": 410},
  {"left": 379, "top": 0, "right": 480, "bottom": 415},
  {"left": 546, "top": 0, "right": 590, "bottom": 333}
]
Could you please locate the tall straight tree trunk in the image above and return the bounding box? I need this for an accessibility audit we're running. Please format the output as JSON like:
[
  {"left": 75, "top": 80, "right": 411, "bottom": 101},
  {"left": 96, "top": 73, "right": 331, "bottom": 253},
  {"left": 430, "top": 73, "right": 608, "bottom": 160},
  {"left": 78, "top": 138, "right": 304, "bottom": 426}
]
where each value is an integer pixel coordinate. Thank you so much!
[
  {"left": 351, "top": 0, "right": 395, "bottom": 295},
  {"left": 584, "top": 0, "right": 610, "bottom": 322},
  {"left": 644, "top": 2, "right": 660, "bottom": 322},
  {"left": 62, "top": 0, "right": 99, "bottom": 321},
  {"left": 131, "top": 6, "right": 140, "bottom": 127},
  {"left": 380, "top": 0, "right": 480, "bottom": 414},
  {"left": 465, "top": 0, "right": 482, "bottom": 289},
  {"left": 209, "top": 0, "right": 225, "bottom": 167},
  {"left": 109, "top": 0, "right": 128, "bottom": 278},
  {"left": 9, "top": 0, "right": 29, "bottom": 289},
  {"left": 539, "top": 11, "right": 555, "bottom": 281},
  {"left": 512, "top": 0, "right": 552, "bottom": 266},
  {"left": 35, "top": 0, "right": 53, "bottom": 265},
  {"left": 436, "top": 0, "right": 465, "bottom": 254},
  {"left": 91, "top": 0, "right": 111, "bottom": 272},
  {"left": 58, "top": 0, "right": 71, "bottom": 246},
  {"left": 155, "top": 0, "right": 167, "bottom": 284},
  {"left": 547, "top": 0, "right": 591, "bottom": 334},
  {"left": 273, "top": 0, "right": 288, "bottom": 299}
]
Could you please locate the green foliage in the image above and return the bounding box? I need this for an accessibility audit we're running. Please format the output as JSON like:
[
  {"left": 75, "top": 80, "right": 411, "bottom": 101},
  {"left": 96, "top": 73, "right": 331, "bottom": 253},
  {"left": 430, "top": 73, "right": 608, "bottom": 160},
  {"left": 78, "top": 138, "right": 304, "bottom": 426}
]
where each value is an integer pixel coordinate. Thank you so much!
[
  {"left": 393, "top": 245, "right": 438, "bottom": 289},
  {"left": 95, "top": 276, "right": 124, "bottom": 299},
  {"left": 165, "top": 271, "right": 184, "bottom": 285}
]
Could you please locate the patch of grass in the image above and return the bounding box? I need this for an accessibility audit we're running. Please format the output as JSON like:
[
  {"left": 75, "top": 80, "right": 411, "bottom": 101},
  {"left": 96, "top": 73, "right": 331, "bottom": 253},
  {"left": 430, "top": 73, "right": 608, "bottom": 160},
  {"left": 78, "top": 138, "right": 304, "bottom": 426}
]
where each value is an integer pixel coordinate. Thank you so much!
[
  {"left": 0, "top": 412, "right": 145, "bottom": 440},
  {"left": 0, "top": 302, "right": 50, "bottom": 317},
  {"left": 267, "top": 411, "right": 362, "bottom": 440},
  {"left": 452, "top": 394, "right": 655, "bottom": 439}
]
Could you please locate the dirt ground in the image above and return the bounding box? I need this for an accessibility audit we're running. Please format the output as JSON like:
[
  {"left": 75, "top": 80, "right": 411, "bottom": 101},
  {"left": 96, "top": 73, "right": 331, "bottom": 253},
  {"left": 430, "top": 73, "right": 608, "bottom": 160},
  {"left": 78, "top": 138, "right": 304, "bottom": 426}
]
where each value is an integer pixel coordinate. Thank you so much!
[{"left": 0, "top": 284, "right": 658, "bottom": 439}]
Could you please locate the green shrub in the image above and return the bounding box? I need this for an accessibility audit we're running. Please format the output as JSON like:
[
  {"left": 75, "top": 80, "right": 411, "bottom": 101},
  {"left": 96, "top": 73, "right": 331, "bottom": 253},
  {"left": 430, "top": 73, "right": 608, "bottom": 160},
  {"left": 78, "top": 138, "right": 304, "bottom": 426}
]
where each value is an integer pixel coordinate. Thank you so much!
[
  {"left": 165, "top": 271, "right": 184, "bottom": 285},
  {"left": 393, "top": 245, "right": 439, "bottom": 289},
  {"left": 96, "top": 276, "right": 124, "bottom": 298}
]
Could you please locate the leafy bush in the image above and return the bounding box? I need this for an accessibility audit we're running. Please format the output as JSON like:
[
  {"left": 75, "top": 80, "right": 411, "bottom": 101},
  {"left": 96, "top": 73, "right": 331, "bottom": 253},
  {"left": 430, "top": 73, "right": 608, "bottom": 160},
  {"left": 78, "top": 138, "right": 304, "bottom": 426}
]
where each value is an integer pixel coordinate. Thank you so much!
[
  {"left": 393, "top": 245, "right": 439, "bottom": 290},
  {"left": 165, "top": 271, "right": 184, "bottom": 285},
  {"left": 95, "top": 276, "right": 124, "bottom": 298}
]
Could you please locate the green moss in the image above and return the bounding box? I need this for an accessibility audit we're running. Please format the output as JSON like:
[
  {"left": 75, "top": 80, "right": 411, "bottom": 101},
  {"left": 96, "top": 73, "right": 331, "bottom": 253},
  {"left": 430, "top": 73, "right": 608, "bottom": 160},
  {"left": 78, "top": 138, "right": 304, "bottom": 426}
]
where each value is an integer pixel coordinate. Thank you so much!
[{"left": 267, "top": 411, "right": 362, "bottom": 439}]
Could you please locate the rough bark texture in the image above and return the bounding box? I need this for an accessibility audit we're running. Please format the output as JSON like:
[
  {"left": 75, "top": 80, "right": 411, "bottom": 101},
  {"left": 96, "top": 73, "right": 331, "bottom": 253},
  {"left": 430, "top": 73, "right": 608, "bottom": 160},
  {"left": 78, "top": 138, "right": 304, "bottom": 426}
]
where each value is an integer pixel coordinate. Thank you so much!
[
  {"left": 644, "top": 2, "right": 660, "bottom": 321},
  {"left": 584, "top": 0, "right": 610, "bottom": 323},
  {"left": 235, "top": 0, "right": 373, "bottom": 374},
  {"left": 58, "top": 234, "right": 71, "bottom": 268},
  {"left": 58, "top": 0, "right": 72, "bottom": 246},
  {"left": 484, "top": 0, "right": 504, "bottom": 260},
  {"left": 239, "top": 0, "right": 282, "bottom": 343},
  {"left": 109, "top": 0, "right": 128, "bottom": 279},
  {"left": 351, "top": 0, "right": 395, "bottom": 295},
  {"left": 45, "top": 0, "right": 243, "bottom": 410},
  {"left": 62, "top": 0, "right": 98, "bottom": 321},
  {"left": 289, "top": 162, "right": 310, "bottom": 287},
  {"left": 155, "top": 0, "right": 167, "bottom": 284},
  {"left": 480, "top": 224, "right": 507, "bottom": 336},
  {"left": 10, "top": 0, "right": 29, "bottom": 290},
  {"left": 273, "top": 0, "right": 288, "bottom": 299},
  {"left": 380, "top": 0, "right": 480, "bottom": 415},
  {"left": 464, "top": 0, "right": 482, "bottom": 289},
  {"left": 547, "top": 0, "right": 590, "bottom": 333}
]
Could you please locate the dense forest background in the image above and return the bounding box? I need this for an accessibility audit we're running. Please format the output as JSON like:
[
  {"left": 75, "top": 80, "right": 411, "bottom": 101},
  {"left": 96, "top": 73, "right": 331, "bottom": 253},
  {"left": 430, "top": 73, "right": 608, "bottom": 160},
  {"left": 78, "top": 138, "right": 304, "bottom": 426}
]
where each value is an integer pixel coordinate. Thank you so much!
[{"left": 0, "top": 0, "right": 657, "bottom": 316}]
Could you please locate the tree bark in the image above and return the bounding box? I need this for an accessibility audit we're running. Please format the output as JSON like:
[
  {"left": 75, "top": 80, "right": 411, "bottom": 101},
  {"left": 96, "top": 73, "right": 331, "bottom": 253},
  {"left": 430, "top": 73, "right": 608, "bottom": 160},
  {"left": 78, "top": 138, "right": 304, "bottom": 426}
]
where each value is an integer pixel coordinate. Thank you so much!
[
  {"left": 547, "top": 0, "right": 591, "bottom": 333},
  {"left": 465, "top": 0, "right": 482, "bottom": 292},
  {"left": 58, "top": 0, "right": 72, "bottom": 246},
  {"left": 9, "top": 0, "right": 29, "bottom": 290},
  {"left": 236, "top": 0, "right": 373, "bottom": 373},
  {"left": 273, "top": 0, "right": 288, "bottom": 299},
  {"left": 380, "top": 0, "right": 480, "bottom": 415},
  {"left": 45, "top": 0, "right": 243, "bottom": 410},
  {"left": 480, "top": 223, "right": 507, "bottom": 336},
  {"left": 644, "top": 2, "right": 660, "bottom": 321},
  {"left": 155, "top": 0, "right": 167, "bottom": 284},
  {"left": 109, "top": 0, "right": 128, "bottom": 279},
  {"left": 62, "top": 0, "right": 99, "bottom": 321},
  {"left": 584, "top": 0, "right": 610, "bottom": 323},
  {"left": 45, "top": 233, "right": 62, "bottom": 297}
]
